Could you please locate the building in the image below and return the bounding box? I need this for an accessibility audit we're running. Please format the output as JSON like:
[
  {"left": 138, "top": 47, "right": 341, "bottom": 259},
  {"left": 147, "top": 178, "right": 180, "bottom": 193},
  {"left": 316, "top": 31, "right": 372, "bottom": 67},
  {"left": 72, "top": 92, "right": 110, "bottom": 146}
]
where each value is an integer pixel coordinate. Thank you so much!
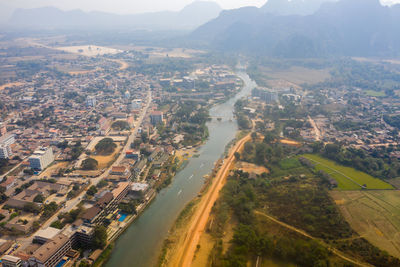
[
  {"left": 5, "top": 181, "right": 67, "bottom": 209},
  {"left": 0, "top": 176, "right": 16, "bottom": 191},
  {"left": 29, "top": 233, "right": 72, "bottom": 267},
  {"left": 0, "top": 122, "right": 7, "bottom": 136},
  {"left": 28, "top": 147, "right": 54, "bottom": 171},
  {"left": 1, "top": 255, "right": 22, "bottom": 267},
  {"left": 86, "top": 96, "right": 96, "bottom": 107},
  {"left": 150, "top": 111, "right": 163, "bottom": 125},
  {"left": 0, "top": 134, "right": 15, "bottom": 159},
  {"left": 125, "top": 149, "right": 140, "bottom": 160},
  {"left": 34, "top": 227, "right": 62, "bottom": 244},
  {"left": 124, "top": 90, "right": 131, "bottom": 99},
  {"left": 252, "top": 87, "right": 278, "bottom": 103},
  {"left": 129, "top": 183, "right": 149, "bottom": 199},
  {"left": 130, "top": 99, "right": 142, "bottom": 110},
  {"left": 81, "top": 182, "right": 130, "bottom": 226}
]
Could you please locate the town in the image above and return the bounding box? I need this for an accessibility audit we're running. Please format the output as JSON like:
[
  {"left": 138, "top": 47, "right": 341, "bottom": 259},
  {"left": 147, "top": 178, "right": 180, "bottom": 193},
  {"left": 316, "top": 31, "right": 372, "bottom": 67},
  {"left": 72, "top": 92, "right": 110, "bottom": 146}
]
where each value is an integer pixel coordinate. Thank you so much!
[{"left": 0, "top": 40, "right": 242, "bottom": 267}]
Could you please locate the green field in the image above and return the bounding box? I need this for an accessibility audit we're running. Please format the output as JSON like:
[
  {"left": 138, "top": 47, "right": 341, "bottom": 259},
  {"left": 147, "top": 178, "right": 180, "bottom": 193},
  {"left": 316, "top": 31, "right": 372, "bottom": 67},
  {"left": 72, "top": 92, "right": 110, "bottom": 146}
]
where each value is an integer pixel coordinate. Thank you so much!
[
  {"left": 279, "top": 158, "right": 301, "bottom": 170},
  {"left": 365, "top": 90, "right": 386, "bottom": 97},
  {"left": 302, "top": 154, "right": 394, "bottom": 190}
]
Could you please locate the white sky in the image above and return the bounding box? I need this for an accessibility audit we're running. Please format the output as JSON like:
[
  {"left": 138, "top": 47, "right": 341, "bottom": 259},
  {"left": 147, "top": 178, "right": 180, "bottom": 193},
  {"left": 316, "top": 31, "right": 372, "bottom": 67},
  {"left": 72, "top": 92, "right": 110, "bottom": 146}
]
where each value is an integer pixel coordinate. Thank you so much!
[
  {"left": 0, "top": 0, "right": 399, "bottom": 14},
  {"left": 0, "top": 0, "right": 266, "bottom": 14}
]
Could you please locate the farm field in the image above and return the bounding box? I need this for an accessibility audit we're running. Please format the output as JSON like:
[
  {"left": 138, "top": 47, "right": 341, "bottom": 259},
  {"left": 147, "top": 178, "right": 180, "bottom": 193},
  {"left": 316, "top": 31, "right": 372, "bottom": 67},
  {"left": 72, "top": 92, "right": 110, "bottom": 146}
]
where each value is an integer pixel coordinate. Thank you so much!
[
  {"left": 331, "top": 190, "right": 400, "bottom": 258},
  {"left": 302, "top": 154, "right": 394, "bottom": 190}
]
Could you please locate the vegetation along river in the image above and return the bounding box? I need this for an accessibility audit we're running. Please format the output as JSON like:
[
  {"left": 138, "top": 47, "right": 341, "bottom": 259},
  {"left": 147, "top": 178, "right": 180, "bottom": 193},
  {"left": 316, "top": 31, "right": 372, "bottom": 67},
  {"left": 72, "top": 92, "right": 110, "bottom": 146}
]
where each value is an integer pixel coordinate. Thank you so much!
[{"left": 105, "top": 70, "right": 256, "bottom": 267}]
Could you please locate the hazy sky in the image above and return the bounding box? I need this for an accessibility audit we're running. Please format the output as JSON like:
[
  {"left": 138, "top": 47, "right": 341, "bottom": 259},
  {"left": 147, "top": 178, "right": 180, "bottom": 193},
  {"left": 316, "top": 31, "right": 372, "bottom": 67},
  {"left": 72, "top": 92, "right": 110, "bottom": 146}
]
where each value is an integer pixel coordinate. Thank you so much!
[
  {"left": 0, "top": 0, "right": 266, "bottom": 14},
  {"left": 0, "top": 0, "right": 399, "bottom": 14}
]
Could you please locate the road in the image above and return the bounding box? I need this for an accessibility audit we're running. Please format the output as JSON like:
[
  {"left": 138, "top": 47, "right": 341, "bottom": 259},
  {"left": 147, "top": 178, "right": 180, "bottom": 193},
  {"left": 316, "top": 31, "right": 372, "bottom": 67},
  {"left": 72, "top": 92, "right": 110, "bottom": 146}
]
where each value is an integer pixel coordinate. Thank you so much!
[
  {"left": 16, "top": 90, "right": 152, "bottom": 251},
  {"left": 174, "top": 134, "right": 251, "bottom": 267},
  {"left": 254, "top": 210, "right": 372, "bottom": 267},
  {"left": 308, "top": 115, "right": 321, "bottom": 141}
]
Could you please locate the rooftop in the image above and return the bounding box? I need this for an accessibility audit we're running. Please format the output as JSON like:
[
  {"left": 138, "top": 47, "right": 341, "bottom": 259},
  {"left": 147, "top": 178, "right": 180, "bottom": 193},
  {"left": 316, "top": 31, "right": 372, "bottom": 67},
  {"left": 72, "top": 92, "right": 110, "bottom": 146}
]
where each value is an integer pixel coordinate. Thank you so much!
[
  {"left": 34, "top": 227, "right": 61, "bottom": 241},
  {"left": 32, "top": 233, "right": 69, "bottom": 263},
  {"left": 112, "top": 182, "right": 130, "bottom": 198}
]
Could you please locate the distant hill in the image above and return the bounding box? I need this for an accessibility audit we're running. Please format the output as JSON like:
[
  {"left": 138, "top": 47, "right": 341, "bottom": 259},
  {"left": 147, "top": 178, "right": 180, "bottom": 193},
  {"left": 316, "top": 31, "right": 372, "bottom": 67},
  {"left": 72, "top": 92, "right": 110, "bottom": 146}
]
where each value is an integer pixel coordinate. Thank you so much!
[
  {"left": 261, "top": 0, "right": 337, "bottom": 15},
  {"left": 7, "top": 1, "right": 222, "bottom": 31},
  {"left": 190, "top": 0, "right": 400, "bottom": 57}
]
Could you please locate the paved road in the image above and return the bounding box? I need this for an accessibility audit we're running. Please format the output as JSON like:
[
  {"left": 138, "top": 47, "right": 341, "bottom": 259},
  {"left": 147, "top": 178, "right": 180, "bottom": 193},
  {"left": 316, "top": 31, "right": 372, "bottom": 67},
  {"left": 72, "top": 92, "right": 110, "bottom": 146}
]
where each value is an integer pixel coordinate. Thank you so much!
[{"left": 16, "top": 90, "right": 152, "bottom": 251}]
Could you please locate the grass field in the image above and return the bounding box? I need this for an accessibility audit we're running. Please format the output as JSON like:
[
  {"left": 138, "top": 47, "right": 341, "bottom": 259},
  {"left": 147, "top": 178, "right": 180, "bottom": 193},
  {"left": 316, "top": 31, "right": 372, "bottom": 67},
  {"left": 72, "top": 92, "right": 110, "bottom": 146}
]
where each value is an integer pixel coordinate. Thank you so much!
[
  {"left": 365, "top": 90, "right": 386, "bottom": 97},
  {"left": 331, "top": 190, "right": 400, "bottom": 258},
  {"left": 302, "top": 154, "right": 394, "bottom": 190},
  {"left": 279, "top": 158, "right": 301, "bottom": 170}
]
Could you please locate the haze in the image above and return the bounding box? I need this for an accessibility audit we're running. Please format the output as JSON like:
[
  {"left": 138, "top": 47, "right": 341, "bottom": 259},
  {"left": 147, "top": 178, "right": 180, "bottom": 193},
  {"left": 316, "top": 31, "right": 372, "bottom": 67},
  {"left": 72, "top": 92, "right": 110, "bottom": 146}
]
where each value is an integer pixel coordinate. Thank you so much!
[{"left": 0, "top": 0, "right": 266, "bottom": 14}]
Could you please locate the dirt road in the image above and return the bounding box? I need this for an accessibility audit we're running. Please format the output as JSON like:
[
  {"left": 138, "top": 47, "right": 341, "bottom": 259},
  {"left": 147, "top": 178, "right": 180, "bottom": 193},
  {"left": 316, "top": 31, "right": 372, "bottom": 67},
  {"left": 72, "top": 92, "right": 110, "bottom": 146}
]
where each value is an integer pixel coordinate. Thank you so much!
[
  {"left": 308, "top": 115, "right": 321, "bottom": 141},
  {"left": 172, "top": 134, "right": 251, "bottom": 267}
]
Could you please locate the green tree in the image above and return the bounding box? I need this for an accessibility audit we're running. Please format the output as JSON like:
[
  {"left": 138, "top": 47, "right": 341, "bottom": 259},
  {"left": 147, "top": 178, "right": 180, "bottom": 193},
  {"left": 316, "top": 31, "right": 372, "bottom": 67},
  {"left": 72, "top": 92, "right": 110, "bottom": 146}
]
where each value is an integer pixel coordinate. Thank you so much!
[
  {"left": 81, "top": 158, "right": 98, "bottom": 170},
  {"left": 92, "top": 225, "right": 107, "bottom": 249},
  {"left": 87, "top": 185, "right": 98, "bottom": 196},
  {"left": 95, "top": 138, "right": 117, "bottom": 155},
  {"left": 33, "top": 194, "right": 45, "bottom": 203}
]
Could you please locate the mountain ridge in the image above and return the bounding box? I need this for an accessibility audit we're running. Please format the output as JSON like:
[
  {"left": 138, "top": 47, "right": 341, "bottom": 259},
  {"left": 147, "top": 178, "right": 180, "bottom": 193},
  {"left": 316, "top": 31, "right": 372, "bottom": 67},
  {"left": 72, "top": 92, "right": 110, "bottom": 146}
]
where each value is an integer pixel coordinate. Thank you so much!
[
  {"left": 7, "top": 1, "right": 222, "bottom": 31},
  {"left": 189, "top": 0, "right": 400, "bottom": 57}
]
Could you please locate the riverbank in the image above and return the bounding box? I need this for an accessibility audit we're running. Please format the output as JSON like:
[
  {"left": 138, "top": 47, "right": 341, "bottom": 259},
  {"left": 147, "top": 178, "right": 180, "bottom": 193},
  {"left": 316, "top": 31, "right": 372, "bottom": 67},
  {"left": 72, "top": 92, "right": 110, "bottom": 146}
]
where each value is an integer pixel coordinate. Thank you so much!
[
  {"left": 158, "top": 133, "right": 251, "bottom": 267},
  {"left": 104, "top": 71, "right": 256, "bottom": 267}
]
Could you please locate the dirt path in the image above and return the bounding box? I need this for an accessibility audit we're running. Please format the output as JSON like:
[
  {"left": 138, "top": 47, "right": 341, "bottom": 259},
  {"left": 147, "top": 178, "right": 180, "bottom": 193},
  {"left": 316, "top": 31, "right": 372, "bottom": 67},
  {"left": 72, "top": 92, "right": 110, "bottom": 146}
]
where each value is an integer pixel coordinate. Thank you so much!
[
  {"left": 110, "top": 59, "right": 129, "bottom": 70},
  {"left": 170, "top": 134, "right": 251, "bottom": 267},
  {"left": 308, "top": 115, "right": 321, "bottom": 141},
  {"left": 254, "top": 210, "right": 372, "bottom": 267}
]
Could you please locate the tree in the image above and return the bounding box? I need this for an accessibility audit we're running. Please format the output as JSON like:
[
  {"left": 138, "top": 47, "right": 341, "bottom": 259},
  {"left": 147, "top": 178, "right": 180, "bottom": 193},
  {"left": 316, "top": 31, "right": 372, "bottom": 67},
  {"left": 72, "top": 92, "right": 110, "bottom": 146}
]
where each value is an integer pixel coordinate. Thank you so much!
[
  {"left": 23, "top": 202, "right": 41, "bottom": 214},
  {"left": 81, "top": 158, "right": 98, "bottom": 170},
  {"left": 234, "top": 152, "right": 241, "bottom": 161},
  {"left": 33, "top": 194, "right": 45, "bottom": 203},
  {"left": 42, "top": 202, "right": 59, "bottom": 219},
  {"left": 95, "top": 138, "right": 117, "bottom": 155},
  {"left": 92, "top": 225, "right": 107, "bottom": 249},
  {"left": 87, "top": 185, "right": 98, "bottom": 196},
  {"left": 97, "top": 180, "right": 108, "bottom": 189},
  {"left": 111, "top": 121, "right": 130, "bottom": 131},
  {"left": 251, "top": 132, "right": 257, "bottom": 141}
]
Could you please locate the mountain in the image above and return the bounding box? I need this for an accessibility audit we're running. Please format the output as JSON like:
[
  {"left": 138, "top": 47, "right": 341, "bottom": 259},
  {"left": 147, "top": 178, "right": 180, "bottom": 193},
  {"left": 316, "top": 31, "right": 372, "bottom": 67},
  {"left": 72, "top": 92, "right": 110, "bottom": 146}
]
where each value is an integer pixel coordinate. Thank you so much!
[
  {"left": 190, "top": 0, "right": 400, "bottom": 57},
  {"left": 261, "top": 0, "right": 337, "bottom": 16},
  {"left": 7, "top": 1, "right": 222, "bottom": 31},
  {"left": 0, "top": 3, "right": 15, "bottom": 24}
]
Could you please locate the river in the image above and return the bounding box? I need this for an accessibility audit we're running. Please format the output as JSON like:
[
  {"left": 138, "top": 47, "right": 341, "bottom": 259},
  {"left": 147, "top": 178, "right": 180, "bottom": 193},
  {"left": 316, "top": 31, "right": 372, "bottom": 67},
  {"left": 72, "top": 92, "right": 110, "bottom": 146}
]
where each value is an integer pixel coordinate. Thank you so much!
[{"left": 105, "top": 71, "right": 256, "bottom": 267}]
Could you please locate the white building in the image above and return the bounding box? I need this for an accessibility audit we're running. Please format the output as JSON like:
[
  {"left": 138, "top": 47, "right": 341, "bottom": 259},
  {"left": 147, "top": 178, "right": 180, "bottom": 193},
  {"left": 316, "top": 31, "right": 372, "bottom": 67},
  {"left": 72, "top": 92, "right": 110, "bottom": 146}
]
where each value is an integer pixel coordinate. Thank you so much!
[
  {"left": 131, "top": 99, "right": 142, "bottom": 110},
  {"left": 86, "top": 96, "right": 96, "bottom": 107},
  {"left": 28, "top": 147, "right": 54, "bottom": 171},
  {"left": 124, "top": 90, "right": 131, "bottom": 99},
  {"left": 1, "top": 255, "right": 22, "bottom": 267},
  {"left": 0, "top": 134, "right": 15, "bottom": 159}
]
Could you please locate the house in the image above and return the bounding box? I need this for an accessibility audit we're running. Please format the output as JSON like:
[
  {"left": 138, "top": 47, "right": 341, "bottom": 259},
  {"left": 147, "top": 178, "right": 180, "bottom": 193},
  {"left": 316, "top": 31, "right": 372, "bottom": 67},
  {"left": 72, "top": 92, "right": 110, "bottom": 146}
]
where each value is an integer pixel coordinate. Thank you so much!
[{"left": 0, "top": 176, "right": 16, "bottom": 191}]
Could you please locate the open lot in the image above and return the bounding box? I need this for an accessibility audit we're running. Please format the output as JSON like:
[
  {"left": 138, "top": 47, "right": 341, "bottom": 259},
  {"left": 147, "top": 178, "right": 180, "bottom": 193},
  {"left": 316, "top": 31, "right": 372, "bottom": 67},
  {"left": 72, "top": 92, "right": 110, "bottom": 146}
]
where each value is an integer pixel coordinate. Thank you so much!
[
  {"left": 236, "top": 161, "right": 269, "bottom": 175},
  {"left": 91, "top": 144, "right": 122, "bottom": 169},
  {"left": 56, "top": 45, "right": 123, "bottom": 56},
  {"left": 331, "top": 190, "right": 400, "bottom": 258},
  {"left": 302, "top": 154, "right": 394, "bottom": 190},
  {"left": 255, "top": 66, "right": 331, "bottom": 88}
]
